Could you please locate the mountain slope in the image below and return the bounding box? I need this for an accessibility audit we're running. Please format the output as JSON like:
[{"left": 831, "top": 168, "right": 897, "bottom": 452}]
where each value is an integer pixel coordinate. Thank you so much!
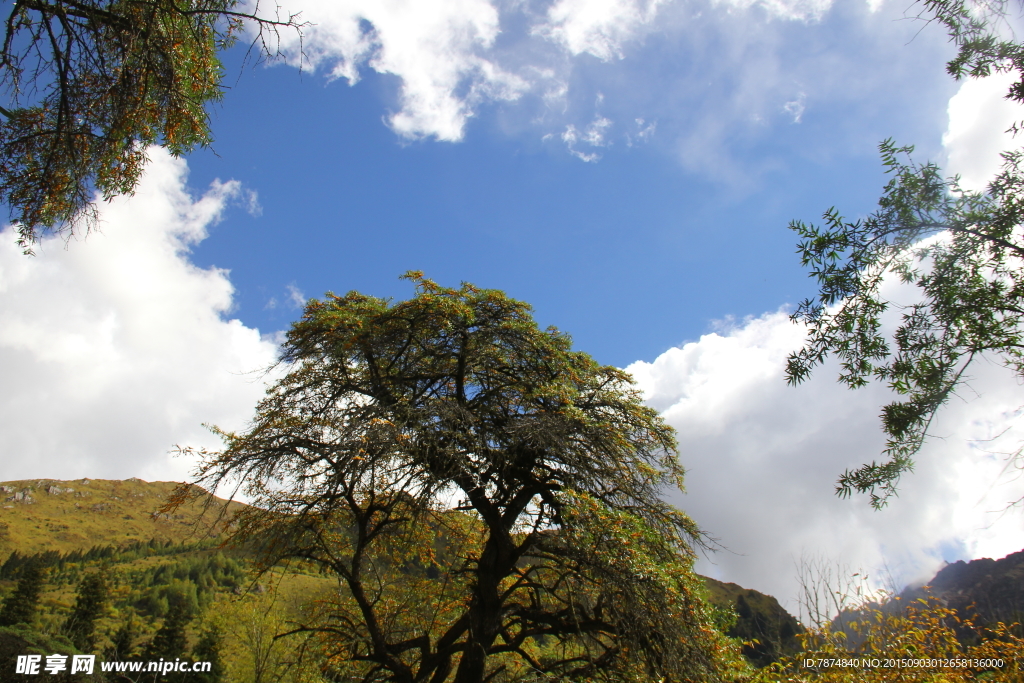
[
  {"left": 703, "top": 576, "right": 803, "bottom": 666},
  {"left": 1, "top": 477, "right": 811, "bottom": 668},
  {"left": 905, "top": 549, "right": 1024, "bottom": 628},
  {"left": 0, "top": 478, "right": 240, "bottom": 560}
]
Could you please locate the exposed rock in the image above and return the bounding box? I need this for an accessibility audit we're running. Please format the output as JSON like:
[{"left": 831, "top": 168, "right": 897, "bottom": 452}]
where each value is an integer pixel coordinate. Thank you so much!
[{"left": 6, "top": 490, "right": 35, "bottom": 504}]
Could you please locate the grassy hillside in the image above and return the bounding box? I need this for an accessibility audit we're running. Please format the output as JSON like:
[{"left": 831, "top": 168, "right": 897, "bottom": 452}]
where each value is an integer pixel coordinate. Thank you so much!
[
  {"left": 0, "top": 479, "right": 333, "bottom": 682},
  {"left": 0, "top": 478, "right": 243, "bottom": 561},
  {"left": 0, "top": 478, "right": 808, "bottom": 679}
]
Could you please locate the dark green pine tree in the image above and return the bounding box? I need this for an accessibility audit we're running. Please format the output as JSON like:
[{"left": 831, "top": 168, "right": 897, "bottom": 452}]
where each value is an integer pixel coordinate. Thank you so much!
[
  {"left": 0, "top": 563, "right": 45, "bottom": 627},
  {"left": 192, "top": 625, "right": 225, "bottom": 683},
  {"left": 63, "top": 571, "right": 109, "bottom": 651},
  {"left": 106, "top": 616, "right": 138, "bottom": 660},
  {"left": 143, "top": 599, "right": 192, "bottom": 660}
]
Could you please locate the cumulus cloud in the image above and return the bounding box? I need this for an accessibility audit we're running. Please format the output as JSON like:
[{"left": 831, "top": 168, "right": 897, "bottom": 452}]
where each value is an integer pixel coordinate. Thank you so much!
[
  {"left": 535, "top": 0, "right": 669, "bottom": 60},
  {"left": 626, "top": 309, "right": 1024, "bottom": 614},
  {"left": 0, "top": 149, "right": 278, "bottom": 484},
  {"left": 259, "top": 0, "right": 527, "bottom": 141},
  {"left": 250, "top": 0, "right": 913, "bottom": 168},
  {"left": 943, "top": 70, "right": 1021, "bottom": 192}
]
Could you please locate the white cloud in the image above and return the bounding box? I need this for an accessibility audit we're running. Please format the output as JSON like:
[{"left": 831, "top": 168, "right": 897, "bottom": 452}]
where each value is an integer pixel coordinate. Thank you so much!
[
  {"left": 260, "top": 0, "right": 527, "bottom": 141},
  {"left": 561, "top": 114, "right": 614, "bottom": 161},
  {"left": 0, "top": 149, "right": 278, "bottom": 485},
  {"left": 243, "top": 189, "right": 263, "bottom": 217},
  {"left": 627, "top": 117, "right": 657, "bottom": 146},
  {"left": 251, "top": 0, "right": 911, "bottom": 166},
  {"left": 715, "top": 0, "right": 833, "bottom": 22},
  {"left": 536, "top": 0, "right": 668, "bottom": 61},
  {"left": 286, "top": 283, "right": 307, "bottom": 308},
  {"left": 626, "top": 308, "right": 1024, "bottom": 614},
  {"left": 943, "top": 70, "right": 1021, "bottom": 192},
  {"left": 783, "top": 92, "right": 806, "bottom": 122}
]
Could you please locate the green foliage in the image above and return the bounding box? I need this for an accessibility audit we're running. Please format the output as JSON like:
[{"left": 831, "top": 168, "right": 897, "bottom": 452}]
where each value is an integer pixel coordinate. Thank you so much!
[
  {"left": 63, "top": 571, "right": 110, "bottom": 651},
  {"left": 731, "top": 593, "right": 803, "bottom": 668},
  {"left": 143, "top": 598, "right": 192, "bottom": 660},
  {"left": 1, "top": 537, "right": 222, "bottom": 581},
  {"left": 0, "top": 624, "right": 109, "bottom": 682},
  {"left": 0, "top": 532, "right": 252, "bottom": 662},
  {"left": 192, "top": 624, "right": 226, "bottom": 683},
  {"left": 133, "top": 552, "right": 246, "bottom": 618},
  {"left": 787, "top": 137, "right": 1024, "bottom": 506},
  {"left": 142, "top": 578, "right": 199, "bottom": 618},
  {"left": 1, "top": 549, "right": 63, "bottom": 580},
  {"left": 180, "top": 273, "right": 741, "bottom": 683},
  {"left": 105, "top": 615, "right": 138, "bottom": 660},
  {"left": 704, "top": 577, "right": 805, "bottom": 668},
  {"left": 213, "top": 590, "right": 315, "bottom": 683},
  {"left": 0, "top": 562, "right": 45, "bottom": 626},
  {"left": 918, "top": 0, "right": 1024, "bottom": 103},
  {"left": 0, "top": 0, "right": 304, "bottom": 251},
  {"left": 786, "top": 0, "right": 1024, "bottom": 507}
]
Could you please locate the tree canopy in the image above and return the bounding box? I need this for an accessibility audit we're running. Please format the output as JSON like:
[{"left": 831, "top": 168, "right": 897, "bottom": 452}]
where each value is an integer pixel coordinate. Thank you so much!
[
  {"left": 787, "top": 0, "right": 1024, "bottom": 508},
  {"left": 178, "top": 273, "right": 738, "bottom": 683},
  {"left": 0, "top": 0, "right": 303, "bottom": 253}
]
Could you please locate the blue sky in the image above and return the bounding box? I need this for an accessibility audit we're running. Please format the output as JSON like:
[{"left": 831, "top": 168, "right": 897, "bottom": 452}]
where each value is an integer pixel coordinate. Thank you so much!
[
  {"left": 180, "top": 0, "right": 957, "bottom": 366},
  {"left": 2, "top": 0, "right": 1023, "bottom": 614}
]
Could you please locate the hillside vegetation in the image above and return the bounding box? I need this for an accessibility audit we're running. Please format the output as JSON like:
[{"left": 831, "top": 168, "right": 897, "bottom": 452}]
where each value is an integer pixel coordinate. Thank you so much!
[
  {"left": 0, "top": 478, "right": 242, "bottom": 558},
  {"left": 0, "top": 478, "right": 808, "bottom": 681},
  {"left": 16, "top": 478, "right": 1019, "bottom": 682},
  {"left": 0, "top": 478, "right": 334, "bottom": 682}
]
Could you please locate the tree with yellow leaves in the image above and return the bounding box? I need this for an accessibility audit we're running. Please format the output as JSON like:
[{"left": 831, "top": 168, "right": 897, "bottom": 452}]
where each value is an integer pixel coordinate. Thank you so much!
[{"left": 176, "top": 273, "right": 742, "bottom": 683}]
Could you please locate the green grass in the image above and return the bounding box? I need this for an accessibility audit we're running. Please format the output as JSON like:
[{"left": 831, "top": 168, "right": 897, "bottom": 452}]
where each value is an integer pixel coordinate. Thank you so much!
[{"left": 0, "top": 478, "right": 243, "bottom": 561}]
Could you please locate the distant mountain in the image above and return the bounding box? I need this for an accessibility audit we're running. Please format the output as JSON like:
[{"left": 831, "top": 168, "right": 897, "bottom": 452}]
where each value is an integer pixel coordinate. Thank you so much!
[
  {"left": 703, "top": 576, "right": 803, "bottom": 666},
  {"left": 903, "top": 549, "right": 1024, "bottom": 628},
  {"left": 828, "top": 548, "right": 1024, "bottom": 650},
  {"left": 0, "top": 478, "right": 240, "bottom": 560}
]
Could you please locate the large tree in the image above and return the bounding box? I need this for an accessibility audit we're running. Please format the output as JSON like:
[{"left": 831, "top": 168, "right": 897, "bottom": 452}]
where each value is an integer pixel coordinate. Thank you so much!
[
  {"left": 786, "top": 1, "right": 1024, "bottom": 508},
  {"left": 176, "top": 273, "right": 738, "bottom": 683},
  {"left": 0, "top": 0, "right": 303, "bottom": 253}
]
